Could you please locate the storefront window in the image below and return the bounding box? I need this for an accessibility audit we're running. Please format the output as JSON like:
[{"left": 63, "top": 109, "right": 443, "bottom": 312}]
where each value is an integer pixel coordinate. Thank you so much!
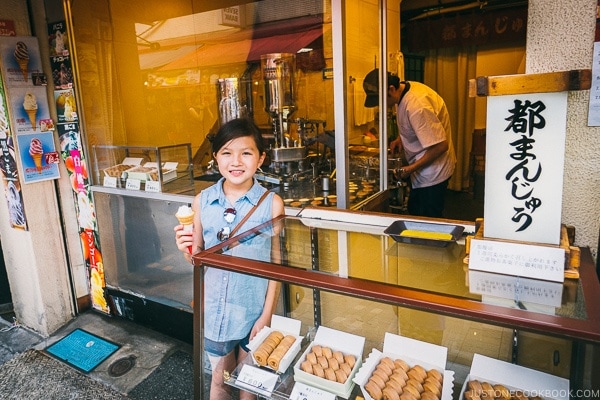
[{"left": 68, "top": 0, "right": 404, "bottom": 212}]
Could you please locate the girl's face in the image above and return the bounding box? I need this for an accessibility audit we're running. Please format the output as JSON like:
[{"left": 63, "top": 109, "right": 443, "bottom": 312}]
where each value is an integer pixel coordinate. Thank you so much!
[{"left": 214, "top": 136, "right": 265, "bottom": 187}]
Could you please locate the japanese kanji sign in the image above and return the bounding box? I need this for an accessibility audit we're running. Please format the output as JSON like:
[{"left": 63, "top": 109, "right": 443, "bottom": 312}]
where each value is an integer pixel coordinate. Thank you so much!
[{"left": 484, "top": 92, "right": 567, "bottom": 245}]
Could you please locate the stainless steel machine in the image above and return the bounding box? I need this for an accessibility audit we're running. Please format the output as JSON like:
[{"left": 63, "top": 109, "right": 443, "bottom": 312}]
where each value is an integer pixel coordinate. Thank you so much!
[
  {"left": 257, "top": 53, "right": 331, "bottom": 188},
  {"left": 212, "top": 54, "right": 333, "bottom": 192}
]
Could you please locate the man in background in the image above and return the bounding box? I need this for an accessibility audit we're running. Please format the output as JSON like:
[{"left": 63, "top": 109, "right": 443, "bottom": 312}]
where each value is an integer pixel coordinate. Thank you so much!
[{"left": 364, "top": 69, "right": 456, "bottom": 218}]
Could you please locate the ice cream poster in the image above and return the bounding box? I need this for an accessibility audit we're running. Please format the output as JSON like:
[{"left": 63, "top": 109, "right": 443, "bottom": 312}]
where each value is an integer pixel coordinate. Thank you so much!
[
  {"left": 16, "top": 132, "right": 60, "bottom": 183},
  {"left": 7, "top": 86, "right": 50, "bottom": 134},
  {"left": 0, "top": 135, "right": 27, "bottom": 230},
  {"left": 0, "top": 36, "right": 43, "bottom": 87},
  {"left": 54, "top": 88, "right": 77, "bottom": 123},
  {"left": 48, "top": 21, "right": 69, "bottom": 57},
  {"left": 50, "top": 54, "right": 73, "bottom": 89}
]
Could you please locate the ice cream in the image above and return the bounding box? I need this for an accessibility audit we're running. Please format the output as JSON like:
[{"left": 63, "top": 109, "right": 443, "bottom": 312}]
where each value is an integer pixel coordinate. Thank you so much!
[
  {"left": 176, "top": 205, "right": 194, "bottom": 231},
  {"left": 23, "top": 92, "right": 38, "bottom": 130},
  {"left": 14, "top": 41, "right": 30, "bottom": 81},
  {"left": 29, "top": 137, "right": 43, "bottom": 172},
  {"left": 176, "top": 205, "right": 195, "bottom": 253}
]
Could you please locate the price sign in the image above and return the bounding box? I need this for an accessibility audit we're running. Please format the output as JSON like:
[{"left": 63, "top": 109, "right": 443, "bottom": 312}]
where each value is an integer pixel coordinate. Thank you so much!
[
  {"left": 125, "top": 178, "right": 141, "bottom": 190},
  {"left": 234, "top": 364, "right": 278, "bottom": 397},
  {"left": 145, "top": 180, "right": 161, "bottom": 193},
  {"left": 103, "top": 176, "right": 117, "bottom": 188},
  {"left": 290, "top": 382, "right": 336, "bottom": 400}
]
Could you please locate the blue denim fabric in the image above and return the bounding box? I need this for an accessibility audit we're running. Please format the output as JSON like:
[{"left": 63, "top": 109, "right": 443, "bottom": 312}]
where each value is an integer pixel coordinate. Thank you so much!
[{"left": 200, "top": 178, "right": 274, "bottom": 342}]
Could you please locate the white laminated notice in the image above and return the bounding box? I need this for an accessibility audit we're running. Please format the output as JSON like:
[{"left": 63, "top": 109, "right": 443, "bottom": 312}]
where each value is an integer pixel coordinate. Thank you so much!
[{"left": 234, "top": 364, "right": 277, "bottom": 397}]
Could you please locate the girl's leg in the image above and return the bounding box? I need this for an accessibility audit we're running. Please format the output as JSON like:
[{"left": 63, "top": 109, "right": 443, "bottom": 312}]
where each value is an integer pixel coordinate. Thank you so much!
[
  {"left": 208, "top": 351, "right": 236, "bottom": 400},
  {"left": 236, "top": 347, "right": 257, "bottom": 400}
]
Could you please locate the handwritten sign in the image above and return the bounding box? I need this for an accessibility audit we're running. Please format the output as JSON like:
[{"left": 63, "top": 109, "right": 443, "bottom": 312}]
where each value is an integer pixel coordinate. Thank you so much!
[
  {"left": 103, "top": 176, "right": 117, "bottom": 188},
  {"left": 484, "top": 92, "right": 567, "bottom": 245},
  {"left": 234, "top": 364, "right": 277, "bottom": 397},
  {"left": 125, "top": 178, "right": 141, "bottom": 191},
  {"left": 468, "top": 270, "right": 563, "bottom": 307},
  {"left": 469, "top": 236, "right": 565, "bottom": 282},
  {"left": 145, "top": 180, "right": 160, "bottom": 193},
  {"left": 290, "top": 382, "right": 336, "bottom": 400}
]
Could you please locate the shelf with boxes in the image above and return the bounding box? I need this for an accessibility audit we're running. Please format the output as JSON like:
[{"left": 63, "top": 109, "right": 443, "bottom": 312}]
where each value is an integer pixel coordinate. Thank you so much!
[
  {"left": 91, "top": 144, "right": 193, "bottom": 193},
  {"left": 191, "top": 208, "right": 600, "bottom": 399}
]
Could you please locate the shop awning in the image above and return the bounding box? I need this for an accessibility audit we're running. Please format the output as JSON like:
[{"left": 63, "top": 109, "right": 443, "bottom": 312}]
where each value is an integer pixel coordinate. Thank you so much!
[{"left": 157, "top": 25, "right": 324, "bottom": 71}]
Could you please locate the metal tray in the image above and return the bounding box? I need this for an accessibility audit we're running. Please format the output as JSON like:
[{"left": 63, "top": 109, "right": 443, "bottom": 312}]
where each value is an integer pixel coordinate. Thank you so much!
[{"left": 384, "top": 220, "right": 464, "bottom": 247}]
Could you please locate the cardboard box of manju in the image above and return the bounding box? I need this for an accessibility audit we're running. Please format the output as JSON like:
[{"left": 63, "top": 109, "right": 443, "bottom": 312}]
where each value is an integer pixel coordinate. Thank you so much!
[
  {"left": 353, "top": 332, "right": 454, "bottom": 400},
  {"left": 460, "top": 354, "right": 569, "bottom": 400},
  {"left": 293, "top": 325, "right": 365, "bottom": 399},
  {"left": 247, "top": 315, "right": 303, "bottom": 374}
]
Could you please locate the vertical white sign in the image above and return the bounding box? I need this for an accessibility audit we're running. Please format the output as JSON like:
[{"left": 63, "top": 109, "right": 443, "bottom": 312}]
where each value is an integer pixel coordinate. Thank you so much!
[
  {"left": 484, "top": 92, "right": 567, "bottom": 245},
  {"left": 588, "top": 42, "right": 600, "bottom": 126}
]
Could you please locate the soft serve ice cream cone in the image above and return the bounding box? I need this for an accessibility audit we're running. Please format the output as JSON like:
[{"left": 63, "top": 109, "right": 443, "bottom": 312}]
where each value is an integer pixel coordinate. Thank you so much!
[
  {"left": 14, "top": 41, "right": 30, "bottom": 81},
  {"left": 176, "top": 205, "right": 195, "bottom": 253},
  {"left": 23, "top": 92, "right": 38, "bottom": 130},
  {"left": 29, "top": 137, "right": 43, "bottom": 172}
]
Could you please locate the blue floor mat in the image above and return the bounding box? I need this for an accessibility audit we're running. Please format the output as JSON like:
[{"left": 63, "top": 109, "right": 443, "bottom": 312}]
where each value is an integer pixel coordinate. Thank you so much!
[{"left": 45, "top": 328, "right": 120, "bottom": 373}]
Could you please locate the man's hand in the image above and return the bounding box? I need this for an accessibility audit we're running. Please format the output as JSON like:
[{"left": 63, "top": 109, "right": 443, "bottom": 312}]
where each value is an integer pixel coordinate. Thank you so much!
[{"left": 390, "top": 137, "right": 403, "bottom": 154}]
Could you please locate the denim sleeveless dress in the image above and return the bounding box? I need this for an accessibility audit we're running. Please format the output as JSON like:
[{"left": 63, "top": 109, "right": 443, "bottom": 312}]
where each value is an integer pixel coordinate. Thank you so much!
[{"left": 199, "top": 178, "right": 274, "bottom": 342}]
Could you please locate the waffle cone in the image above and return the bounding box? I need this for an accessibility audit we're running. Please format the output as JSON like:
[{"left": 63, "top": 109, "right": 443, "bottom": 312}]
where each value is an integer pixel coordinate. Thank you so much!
[
  {"left": 17, "top": 59, "right": 29, "bottom": 80},
  {"left": 26, "top": 109, "right": 37, "bottom": 130},
  {"left": 32, "top": 153, "right": 43, "bottom": 172},
  {"left": 176, "top": 214, "right": 194, "bottom": 226}
]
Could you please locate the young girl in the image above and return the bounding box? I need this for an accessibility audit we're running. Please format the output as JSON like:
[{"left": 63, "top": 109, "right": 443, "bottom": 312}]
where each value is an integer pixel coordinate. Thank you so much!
[{"left": 174, "top": 118, "right": 284, "bottom": 399}]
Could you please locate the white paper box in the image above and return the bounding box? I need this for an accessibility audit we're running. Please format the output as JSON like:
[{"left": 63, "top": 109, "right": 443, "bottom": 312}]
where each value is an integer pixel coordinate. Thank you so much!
[
  {"left": 293, "top": 325, "right": 365, "bottom": 399},
  {"left": 353, "top": 333, "right": 454, "bottom": 400},
  {"left": 247, "top": 315, "right": 302, "bottom": 374},
  {"left": 460, "top": 354, "right": 569, "bottom": 400}
]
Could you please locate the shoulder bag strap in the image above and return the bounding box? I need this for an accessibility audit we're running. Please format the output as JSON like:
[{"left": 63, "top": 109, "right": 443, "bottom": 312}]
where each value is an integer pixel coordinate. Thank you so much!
[{"left": 229, "top": 190, "right": 271, "bottom": 238}]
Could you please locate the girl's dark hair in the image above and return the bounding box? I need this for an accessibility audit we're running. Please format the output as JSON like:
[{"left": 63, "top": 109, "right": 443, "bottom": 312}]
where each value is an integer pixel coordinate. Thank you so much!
[{"left": 211, "top": 118, "right": 266, "bottom": 155}]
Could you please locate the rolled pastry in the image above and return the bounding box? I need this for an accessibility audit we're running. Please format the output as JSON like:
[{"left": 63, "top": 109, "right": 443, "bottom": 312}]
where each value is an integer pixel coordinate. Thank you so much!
[
  {"left": 253, "top": 348, "right": 269, "bottom": 366},
  {"left": 267, "top": 352, "right": 282, "bottom": 370}
]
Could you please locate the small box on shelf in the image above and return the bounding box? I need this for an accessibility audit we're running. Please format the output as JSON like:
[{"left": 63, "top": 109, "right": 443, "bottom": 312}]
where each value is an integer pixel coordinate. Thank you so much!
[{"left": 459, "top": 354, "right": 569, "bottom": 400}]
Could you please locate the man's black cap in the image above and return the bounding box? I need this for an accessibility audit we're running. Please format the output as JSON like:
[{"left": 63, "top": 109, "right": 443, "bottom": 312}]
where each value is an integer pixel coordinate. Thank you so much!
[{"left": 363, "top": 68, "right": 379, "bottom": 108}]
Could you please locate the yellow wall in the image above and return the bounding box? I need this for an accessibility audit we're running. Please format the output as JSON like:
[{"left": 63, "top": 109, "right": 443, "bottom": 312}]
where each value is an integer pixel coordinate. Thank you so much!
[{"left": 474, "top": 44, "right": 526, "bottom": 129}]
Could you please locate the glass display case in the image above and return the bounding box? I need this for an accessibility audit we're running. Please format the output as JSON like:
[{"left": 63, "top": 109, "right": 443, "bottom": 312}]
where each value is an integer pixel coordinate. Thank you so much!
[
  {"left": 192, "top": 208, "right": 600, "bottom": 399},
  {"left": 92, "top": 144, "right": 194, "bottom": 194}
]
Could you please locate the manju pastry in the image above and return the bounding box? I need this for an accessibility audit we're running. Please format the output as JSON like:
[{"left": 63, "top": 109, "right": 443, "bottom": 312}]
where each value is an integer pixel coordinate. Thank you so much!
[
  {"left": 365, "top": 357, "right": 443, "bottom": 400},
  {"left": 300, "top": 345, "right": 355, "bottom": 384}
]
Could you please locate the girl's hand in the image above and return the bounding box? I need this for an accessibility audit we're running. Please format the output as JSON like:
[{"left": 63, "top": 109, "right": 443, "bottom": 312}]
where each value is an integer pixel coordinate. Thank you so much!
[
  {"left": 250, "top": 314, "right": 271, "bottom": 341},
  {"left": 174, "top": 224, "right": 194, "bottom": 254}
]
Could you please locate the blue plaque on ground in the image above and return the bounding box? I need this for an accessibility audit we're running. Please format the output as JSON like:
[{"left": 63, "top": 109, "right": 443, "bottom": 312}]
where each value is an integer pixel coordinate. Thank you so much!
[{"left": 45, "top": 328, "right": 120, "bottom": 373}]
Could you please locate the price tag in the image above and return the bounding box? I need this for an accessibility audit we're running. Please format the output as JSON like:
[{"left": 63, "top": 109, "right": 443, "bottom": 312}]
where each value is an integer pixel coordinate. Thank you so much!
[
  {"left": 125, "top": 178, "right": 141, "bottom": 190},
  {"left": 103, "top": 176, "right": 117, "bottom": 188},
  {"left": 145, "top": 180, "right": 161, "bottom": 192},
  {"left": 234, "top": 364, "right": 278, "bottom": 397},
  {"left": 290, "top": 382, "right": 336, "bottom": 400}
]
